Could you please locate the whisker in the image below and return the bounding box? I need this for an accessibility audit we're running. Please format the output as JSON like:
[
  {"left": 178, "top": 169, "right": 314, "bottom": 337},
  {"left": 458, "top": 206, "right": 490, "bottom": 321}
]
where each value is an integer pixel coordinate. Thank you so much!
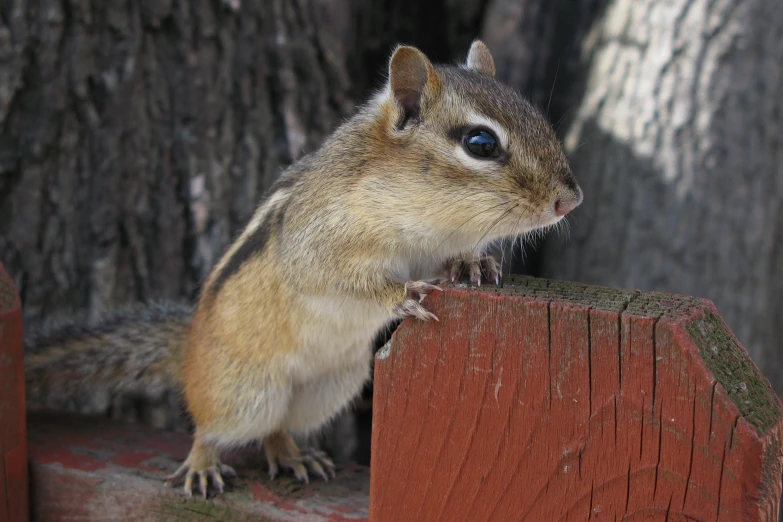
[
  {"left": 436, "top": 200, "right": 513, "bottom": 250},
  {"left": 473, "top": 205, "right": 519, "bottom": 252},
  {"left": 566, "top": 140, "right": 589, "bottom": 155},
  {"left": 547, "top": 57, "right": 560, "bottom": 117}
]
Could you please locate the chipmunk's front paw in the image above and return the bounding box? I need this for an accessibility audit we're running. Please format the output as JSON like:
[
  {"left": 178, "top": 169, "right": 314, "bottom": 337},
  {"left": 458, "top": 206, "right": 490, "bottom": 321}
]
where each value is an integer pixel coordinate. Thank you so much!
[
  {"left": 446, "top": 254, "right": 501, "bottom": 286},
  {"left": 264, "top": 432, "right": 335, "bottom": 483},
  {"left": 391, "top": 280, "right": 444, "bottom": 322}
]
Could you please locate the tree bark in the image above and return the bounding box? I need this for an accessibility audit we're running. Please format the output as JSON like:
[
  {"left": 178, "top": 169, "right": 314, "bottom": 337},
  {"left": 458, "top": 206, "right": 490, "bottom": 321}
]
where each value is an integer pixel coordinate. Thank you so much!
[
  {"left": 481, "top": 0, "right": 604, "bottom": 113},
  {"left": 0, "top": 0, "right": 493, "bottom": 324},
  {"left": 343, "top": 0, "right": 490, "bottom": 100},
  {"left": 0, "top": 0, "right": 354, "bottom": 323},
  {"left": 542, "top": 0, "right": 783, "bottom": 393}
]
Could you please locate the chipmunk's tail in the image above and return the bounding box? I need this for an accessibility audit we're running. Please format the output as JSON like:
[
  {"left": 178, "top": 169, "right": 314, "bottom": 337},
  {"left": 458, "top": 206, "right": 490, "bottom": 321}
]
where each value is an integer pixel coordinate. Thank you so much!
[{"left": 24, "top": 300, "right": 192, "bottom": 428}]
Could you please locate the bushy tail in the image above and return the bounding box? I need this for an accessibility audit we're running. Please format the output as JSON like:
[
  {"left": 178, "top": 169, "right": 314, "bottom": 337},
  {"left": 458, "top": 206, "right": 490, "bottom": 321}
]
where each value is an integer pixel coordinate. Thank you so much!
[{"left": 24, "top": 300, "right": 193, "bottom": 430}]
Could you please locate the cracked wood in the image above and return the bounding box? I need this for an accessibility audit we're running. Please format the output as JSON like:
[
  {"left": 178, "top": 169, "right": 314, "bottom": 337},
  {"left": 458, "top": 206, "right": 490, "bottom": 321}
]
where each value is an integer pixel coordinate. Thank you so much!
[{"left": 369, "top": 275, "right": 783, "bottom": 521}]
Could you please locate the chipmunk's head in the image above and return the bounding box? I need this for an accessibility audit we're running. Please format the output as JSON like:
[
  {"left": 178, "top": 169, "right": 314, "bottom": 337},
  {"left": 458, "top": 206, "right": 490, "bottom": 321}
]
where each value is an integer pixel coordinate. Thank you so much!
[{"left": 368, "top": 40, "right": 582, "bottom": 248}]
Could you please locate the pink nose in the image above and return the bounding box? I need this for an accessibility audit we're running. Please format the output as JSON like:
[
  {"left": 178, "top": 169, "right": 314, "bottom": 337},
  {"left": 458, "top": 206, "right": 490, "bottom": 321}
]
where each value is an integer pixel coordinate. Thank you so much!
[{"left": 554, "top": 199, "right": 578, "bottom": 217}]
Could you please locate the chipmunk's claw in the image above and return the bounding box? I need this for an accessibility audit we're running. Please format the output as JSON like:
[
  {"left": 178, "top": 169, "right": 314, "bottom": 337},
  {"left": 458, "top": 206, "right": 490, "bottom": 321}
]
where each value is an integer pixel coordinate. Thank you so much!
[
  {"left": 446, "top": 256, "right": 501, "bottom": 286},
  {"left": 198, "top": 471, "right": 208, "bottom": 498},
  {"left": 293, "top": 463, "right": 309, "bottom": 483},
  {"left": 267, "top": 448, "right": 334, "bottom": 483},
  {"left": 167, "top": 462, "right": 235, "bottom": 498},
  {"left": 393, "top": 300, "right": 439, "bottom": 321},
  {"left": 392, "top": 280, "right": 443, "bottom": 321},
  {"left": 302, "top": 448, "right": 335, "bottom": 482},
  {"left": 264, "top": 432, "right": 334, "bottom": 484},
  {"left": 219, "top": 464, "right": 237, "bottom": 478}
]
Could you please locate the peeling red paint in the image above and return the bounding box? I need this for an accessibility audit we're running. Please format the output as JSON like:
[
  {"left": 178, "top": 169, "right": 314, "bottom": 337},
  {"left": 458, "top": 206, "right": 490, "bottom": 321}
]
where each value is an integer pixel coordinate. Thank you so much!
[
  {"left": 28, "top": 443, "right": 106, "bottom": 471},
  {"left": 329, "top": 504, "right": 357, "bottom": 514},
  {"left": 278, "top": 498, "right": 306, "bottom": 513},
  {"left": 143, "top": 436, "right": 191, "bottom": 458},
  {"left": 250, "top": 482, "right": 282, "bottom": 503},
  {"left": 109, "top": 450, "right": 159, "bottom": 471},
  {"left": 28, "top": 413, "right": 370, "bottom": 521},
  {"left": 326, "top": 513, "right": 368, "bottom": 522}
]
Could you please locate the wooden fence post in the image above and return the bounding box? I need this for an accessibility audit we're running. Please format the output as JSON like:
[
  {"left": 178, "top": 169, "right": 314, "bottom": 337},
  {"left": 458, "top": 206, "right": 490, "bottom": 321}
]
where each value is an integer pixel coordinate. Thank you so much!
[
  {"left": 370, "top": 275, "right": 783, "bottom": 521},
  {"left": 0, "top": 262, "right": 28, "bottom": 522}
]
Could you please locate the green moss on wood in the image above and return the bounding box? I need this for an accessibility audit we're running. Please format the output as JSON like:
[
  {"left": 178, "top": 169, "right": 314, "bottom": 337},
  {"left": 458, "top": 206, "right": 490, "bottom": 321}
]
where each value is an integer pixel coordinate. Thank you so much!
[
  {"left": 472, "top": 275, "right": 711, "bottom": 319},
  {"left": 154, "top": 496, "right": 273, "bottom": 522},
  {"left": 484, "top": 274, "right": 637, "bottom": 313},
  {"left": 686, "top": 311, "right": 781, "bottom": 434},
  {"left": 624, "top": 291, "right": 705, "bottom": 319}
]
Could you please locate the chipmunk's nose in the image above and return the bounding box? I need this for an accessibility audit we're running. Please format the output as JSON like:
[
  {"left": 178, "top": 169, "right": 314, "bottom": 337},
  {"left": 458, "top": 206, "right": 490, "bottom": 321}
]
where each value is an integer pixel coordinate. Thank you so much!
[
  {"left": 553, "top": 169, "right": 583, "bottom": 217},
  {"left": 554, "top": 198, "right": 579, "bottom": 217}
]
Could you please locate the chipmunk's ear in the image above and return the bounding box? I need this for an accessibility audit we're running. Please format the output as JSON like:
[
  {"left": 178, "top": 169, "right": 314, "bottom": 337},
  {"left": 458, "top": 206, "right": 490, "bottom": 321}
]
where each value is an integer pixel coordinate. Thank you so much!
[
  {"left": 465, "top": 40, "right": 495, "bottom": 77},
  {"left": 388, "top": 45, "right": 437, "bottom": 126}
]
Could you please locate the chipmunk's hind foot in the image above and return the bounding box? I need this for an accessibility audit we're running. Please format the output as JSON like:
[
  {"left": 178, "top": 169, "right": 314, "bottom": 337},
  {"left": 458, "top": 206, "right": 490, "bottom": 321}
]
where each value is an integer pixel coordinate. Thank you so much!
[
  {"left": 264, "top": 431, "right": 336, "bottom": 483},
  {"left": 166, "top": 435, "right": 236, "bottom": 498}
]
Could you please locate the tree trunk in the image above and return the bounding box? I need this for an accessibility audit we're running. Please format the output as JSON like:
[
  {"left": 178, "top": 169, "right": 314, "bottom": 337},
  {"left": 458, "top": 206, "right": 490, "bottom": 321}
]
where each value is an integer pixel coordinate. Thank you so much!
[
  {"left": 0, "top": 0, "right": 493, "bottom": 324},
  {"left": 542, "top": 0, "right": 783, "bottom": 394},
  {"left": 0, "top": 0, "right": 354, "bottom": 323},
  {"left": 481, "top": 0, "right": 604, "bottom": 113}
]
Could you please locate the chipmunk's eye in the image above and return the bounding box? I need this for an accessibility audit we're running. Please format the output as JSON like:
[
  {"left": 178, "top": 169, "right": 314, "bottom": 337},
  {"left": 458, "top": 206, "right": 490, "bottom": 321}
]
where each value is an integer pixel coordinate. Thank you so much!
[{"left": 463, "top": 128, "right": 500, "bottom": 159}]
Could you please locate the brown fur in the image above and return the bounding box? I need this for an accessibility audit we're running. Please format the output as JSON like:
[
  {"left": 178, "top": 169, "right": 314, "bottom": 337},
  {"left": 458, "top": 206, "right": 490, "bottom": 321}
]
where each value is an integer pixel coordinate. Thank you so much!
[
  {"left": 24, "top": 301, "right": 192, "bottom": 430},
  {"left": 167, "top": 40, "right": 582, "bottom": 497}
]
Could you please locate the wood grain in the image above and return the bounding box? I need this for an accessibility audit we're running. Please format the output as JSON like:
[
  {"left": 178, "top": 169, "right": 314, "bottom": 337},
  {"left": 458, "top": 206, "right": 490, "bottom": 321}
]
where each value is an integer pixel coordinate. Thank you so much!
[{"left": 370, "top": 275, "right": 783, "bottom": 521}]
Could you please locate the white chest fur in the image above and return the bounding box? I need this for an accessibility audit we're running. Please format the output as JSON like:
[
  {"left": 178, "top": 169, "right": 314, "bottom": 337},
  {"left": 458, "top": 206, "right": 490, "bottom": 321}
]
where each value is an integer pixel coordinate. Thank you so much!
[{"left": 293, "top": 294, "right": 391, "bottom": 380}]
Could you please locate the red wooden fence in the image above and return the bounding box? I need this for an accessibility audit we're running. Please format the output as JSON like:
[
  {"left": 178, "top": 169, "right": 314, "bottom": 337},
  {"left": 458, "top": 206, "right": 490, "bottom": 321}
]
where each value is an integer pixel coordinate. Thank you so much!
[
  {"left": 370, "top": 276, "right": 783, "bottom": 521},
  {"left": 0, "top": 263, "right": 28, "bottom": 522},
  {"left": 5, "top": 263, "right": 783, "bottom": 521}
]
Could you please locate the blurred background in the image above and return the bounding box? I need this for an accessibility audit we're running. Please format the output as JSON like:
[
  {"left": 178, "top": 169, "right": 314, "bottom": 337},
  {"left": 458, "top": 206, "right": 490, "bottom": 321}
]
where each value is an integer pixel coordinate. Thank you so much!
[{"left": 1, "top": 0, "right": 782, "bottom": 462}]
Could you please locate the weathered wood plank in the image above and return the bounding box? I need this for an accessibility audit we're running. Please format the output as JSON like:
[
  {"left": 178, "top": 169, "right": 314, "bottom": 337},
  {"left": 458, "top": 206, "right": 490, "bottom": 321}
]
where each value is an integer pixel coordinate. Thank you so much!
[
  {"left": 0, "top": 262, "right": 27, "bottom": 522},
  {"left": 370, "top": 275, "right": 783, "bottom": 521},
  {"left": 27, "top": 413, "right": 369, "bottom": 522}
]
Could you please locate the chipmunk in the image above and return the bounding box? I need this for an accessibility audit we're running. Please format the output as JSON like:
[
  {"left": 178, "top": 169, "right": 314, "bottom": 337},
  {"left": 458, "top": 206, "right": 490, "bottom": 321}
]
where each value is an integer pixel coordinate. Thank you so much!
[{"left": 24, "top": 40, "right": 583, "bottom": 498}]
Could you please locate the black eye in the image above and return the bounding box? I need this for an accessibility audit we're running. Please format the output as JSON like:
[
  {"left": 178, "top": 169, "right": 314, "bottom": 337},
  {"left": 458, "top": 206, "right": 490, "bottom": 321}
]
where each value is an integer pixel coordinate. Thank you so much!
[{"left": 463, "top": 129, "right": 500, "bottom": 159}]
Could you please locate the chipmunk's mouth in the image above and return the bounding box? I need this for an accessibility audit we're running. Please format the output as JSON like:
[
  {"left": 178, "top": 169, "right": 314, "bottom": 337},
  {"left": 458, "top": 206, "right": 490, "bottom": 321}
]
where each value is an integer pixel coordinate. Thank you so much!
[
  {"left": 530, "top": 192, "right": 582, "bottom": 230},
  {"left": 465, "top": 198, "right": 573, "bottom": 247},
  {"left": 507, "top": 210, "right": 569, "bottom": 237}
]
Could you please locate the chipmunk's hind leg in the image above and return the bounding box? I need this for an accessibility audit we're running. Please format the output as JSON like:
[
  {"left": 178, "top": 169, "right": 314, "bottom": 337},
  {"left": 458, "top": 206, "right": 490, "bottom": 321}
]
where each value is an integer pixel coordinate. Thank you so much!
[
  {"left": 266, "top": 346, "right": 369, "bottom": 482},
  {"left": 166, "top": 431, "right": 237, "bottom": 498},
  {"left": 263, "top": 430, "right": 335, "bottom": 483}
]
